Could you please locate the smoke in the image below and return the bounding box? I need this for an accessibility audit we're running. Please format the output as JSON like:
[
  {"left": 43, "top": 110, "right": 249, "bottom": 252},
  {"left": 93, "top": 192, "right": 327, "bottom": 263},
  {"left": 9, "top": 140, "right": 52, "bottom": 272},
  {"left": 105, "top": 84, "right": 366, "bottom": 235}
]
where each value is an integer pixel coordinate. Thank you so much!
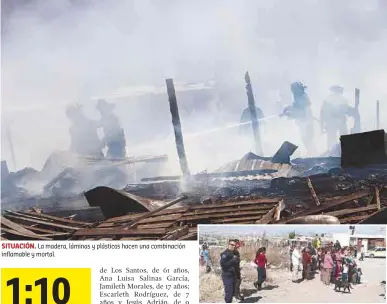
[{"left": 2, "top": 0, "right": 387, "bottom": 175}]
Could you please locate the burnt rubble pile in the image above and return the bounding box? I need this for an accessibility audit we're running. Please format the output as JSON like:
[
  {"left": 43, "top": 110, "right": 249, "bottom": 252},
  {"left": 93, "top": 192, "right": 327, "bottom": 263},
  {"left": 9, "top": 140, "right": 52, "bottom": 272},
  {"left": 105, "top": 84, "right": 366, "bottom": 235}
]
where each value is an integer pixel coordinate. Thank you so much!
[{"left": 1, "top": 130, "right": 387, "bottom": 241}]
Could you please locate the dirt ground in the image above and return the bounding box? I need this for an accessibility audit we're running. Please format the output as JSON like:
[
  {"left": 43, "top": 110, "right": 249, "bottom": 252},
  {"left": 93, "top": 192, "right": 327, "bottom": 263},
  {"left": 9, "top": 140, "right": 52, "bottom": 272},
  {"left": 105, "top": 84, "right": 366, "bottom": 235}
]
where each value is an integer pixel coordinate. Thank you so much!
[{"left": 200, "top": 258, "right": 386, "bottom": 303}]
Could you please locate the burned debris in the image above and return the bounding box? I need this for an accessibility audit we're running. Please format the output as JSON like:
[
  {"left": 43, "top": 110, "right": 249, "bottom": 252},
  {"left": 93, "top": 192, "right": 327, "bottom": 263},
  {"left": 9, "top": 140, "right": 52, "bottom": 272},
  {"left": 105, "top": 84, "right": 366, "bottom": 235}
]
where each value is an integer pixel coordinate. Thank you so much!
[
  {"left": 2, "top": 147, "right": 387, "bottom": 241},
  {"left": 1, "top": 195, "right": 286, "bottom": 241},
  {"left": 2, "top": 75, "right": 387, "bottom": 241}
]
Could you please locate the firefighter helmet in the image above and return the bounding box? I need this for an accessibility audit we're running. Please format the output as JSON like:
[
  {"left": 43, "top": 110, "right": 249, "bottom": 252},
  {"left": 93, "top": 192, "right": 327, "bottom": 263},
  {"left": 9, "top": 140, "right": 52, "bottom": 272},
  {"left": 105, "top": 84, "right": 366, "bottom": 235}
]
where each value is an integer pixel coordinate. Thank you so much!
[{"left": 290, "top": 82, "right": 307, "bottom": 93}]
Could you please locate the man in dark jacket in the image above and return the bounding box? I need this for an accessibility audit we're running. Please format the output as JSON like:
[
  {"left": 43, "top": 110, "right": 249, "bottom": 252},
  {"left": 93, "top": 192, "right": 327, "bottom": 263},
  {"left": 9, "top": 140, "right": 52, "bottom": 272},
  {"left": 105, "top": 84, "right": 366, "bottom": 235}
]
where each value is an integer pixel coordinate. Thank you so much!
[
  {"left": 307, "top": 242, "right": 317, "bottom": 272},
  {"left": 220, "top": 240, "right": 240, "bottom": 303},
  {"left": 233, "top": 239, "right": 244, "bottom": 301}
]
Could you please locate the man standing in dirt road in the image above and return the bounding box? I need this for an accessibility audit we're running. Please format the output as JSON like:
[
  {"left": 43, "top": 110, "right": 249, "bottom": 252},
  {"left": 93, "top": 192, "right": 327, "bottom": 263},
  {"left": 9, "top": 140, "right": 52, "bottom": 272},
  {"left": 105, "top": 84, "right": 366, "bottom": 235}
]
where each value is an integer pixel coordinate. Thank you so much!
[{"left": 220, "top": 240, "right": 240, "bottom": 303}]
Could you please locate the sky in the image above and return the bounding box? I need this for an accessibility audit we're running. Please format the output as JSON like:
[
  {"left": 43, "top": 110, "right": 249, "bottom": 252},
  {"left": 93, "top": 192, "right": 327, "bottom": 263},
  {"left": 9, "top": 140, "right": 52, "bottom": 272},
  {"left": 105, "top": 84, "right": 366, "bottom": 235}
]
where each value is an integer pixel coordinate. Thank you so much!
[
  {"left": 198, "top": 225, "right": 387, "bottom": 237},
  {"left": 2, "top": 0, "right": 387, "bottom": 173}
]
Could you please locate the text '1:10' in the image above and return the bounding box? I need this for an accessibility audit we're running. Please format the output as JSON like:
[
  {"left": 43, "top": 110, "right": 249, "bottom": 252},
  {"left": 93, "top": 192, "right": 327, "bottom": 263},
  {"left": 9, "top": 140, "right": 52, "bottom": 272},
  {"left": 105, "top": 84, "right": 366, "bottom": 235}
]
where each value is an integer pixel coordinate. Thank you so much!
[{"left": 7, "top": 277, "right": 71, "bottom": 304}]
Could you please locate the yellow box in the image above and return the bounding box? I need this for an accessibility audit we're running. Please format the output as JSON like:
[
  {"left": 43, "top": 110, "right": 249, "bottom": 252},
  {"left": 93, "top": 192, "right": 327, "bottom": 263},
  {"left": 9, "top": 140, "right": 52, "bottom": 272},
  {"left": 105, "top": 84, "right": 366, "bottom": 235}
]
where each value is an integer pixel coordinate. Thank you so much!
[{"left": 1, "top": 268, "right": 91, "bottom": 304}]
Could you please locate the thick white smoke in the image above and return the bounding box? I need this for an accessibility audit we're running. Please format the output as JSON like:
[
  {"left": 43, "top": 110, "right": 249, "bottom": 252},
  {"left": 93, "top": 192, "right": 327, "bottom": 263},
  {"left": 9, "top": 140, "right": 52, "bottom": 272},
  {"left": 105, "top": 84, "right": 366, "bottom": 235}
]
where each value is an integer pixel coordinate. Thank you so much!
[{"left": 2, "top": 0, "right": 387, "bottom": 175}]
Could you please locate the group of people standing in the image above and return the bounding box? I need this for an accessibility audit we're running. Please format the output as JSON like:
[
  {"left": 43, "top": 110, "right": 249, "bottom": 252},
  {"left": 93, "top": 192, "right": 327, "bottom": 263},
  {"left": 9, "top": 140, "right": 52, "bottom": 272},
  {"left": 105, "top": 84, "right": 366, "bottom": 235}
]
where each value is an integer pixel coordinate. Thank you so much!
[
  {"left": 290, "top": 242, "right": 318, "bottom": 282},
  {"left": 65, "top": 99, "right": 126, "bottom": 159},
  {"left": 289, "top": 239, "right": 364, "bottom": 287},
  {"left": 319, "top": 241, "right": 363, "bottom": 286}
]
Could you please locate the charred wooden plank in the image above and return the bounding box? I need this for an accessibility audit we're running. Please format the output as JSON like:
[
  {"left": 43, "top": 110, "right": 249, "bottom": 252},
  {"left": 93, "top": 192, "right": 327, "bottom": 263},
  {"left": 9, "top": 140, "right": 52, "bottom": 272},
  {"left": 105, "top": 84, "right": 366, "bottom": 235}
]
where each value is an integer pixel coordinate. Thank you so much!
[
  {"left": 20, "top": 210, "right": 90, "bottom": 226},
  {"left": 0, "top": 227, "right": 51, "bottom": 240},
  {"left": 186, "top": 199, "right": 280, "bottom": 210},
  {"left": 255, "top": 205, "right": 278, "bottom": 224},
  {"left": 306, "top": 177, "right": 321, "bottom": 206},
  {"left": 122, "top": 196, "right": 187, "bottom": 229},
  {"left": 104, "top": 207, "right": 188, "bottom": 224},
  {"left": 161, "top": 226, "right": 189, "bottom": 240},
  {"left": 325, "top": 205, "right": 378, "bottom": 218},
  {"left": 178, "top": 232, "right": 197, "bottom": 240},
  {"left": 340, "top": 215, "right": 371, "bottom": 224},
  {"left": 1, "top": 216, "right": 42, "bottom": 236},
  {"left": 3, "top": 214, "right": 82, "bottom": 231},
  {"left": 374, "top": 186, "right": 381, "bottom": 210},
  {"left": 73, "top": 228, "right": 167, "bottom": 237},
  {"left": 20, "top": 224, "right": 71, "bottom": 236},
  {"left": 212, "top": 215, "right": 268, "bottom": 223},
  {"left": 137, "top": 222, "right": 175, "bottom": 229},
  {"left": 279, "top": 191, "right": 370, "bottom": 222},
  {"left": 183, "top": 204, "right": 275, "bottom": 217},
  {"left": 181, "top": 209, "right": 269, "bottom": 221},
  {"left": 357, "top": 207, "right": 387, "bottom": 224}
]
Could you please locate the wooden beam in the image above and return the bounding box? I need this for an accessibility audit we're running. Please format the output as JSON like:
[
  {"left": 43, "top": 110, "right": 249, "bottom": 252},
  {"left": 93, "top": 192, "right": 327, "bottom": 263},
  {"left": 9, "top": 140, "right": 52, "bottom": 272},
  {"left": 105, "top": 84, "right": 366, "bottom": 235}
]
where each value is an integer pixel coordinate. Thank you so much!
[
  {"left": 123, "top": 196, "right": 187, "bottom": 229},
  {"left": 73, "top": 228, "right": 167, "bottom": 237},
  {"left": 374, "top": 186, "right": 381, "bottom": 210},
  {"left": 0, "top": 227, "right": 51, "bottom": 240},
  {"left": 307, "top": 177, "right": 321, "bottom": 206},
  {"left": 244, "top": 71, "right": 262, "bottom": 155},
  {"left": 166, "top": 78, "right": 190, "bottom": 176},
  {"left": 277, "top": 191, "right": 370, "bottom": 223}
]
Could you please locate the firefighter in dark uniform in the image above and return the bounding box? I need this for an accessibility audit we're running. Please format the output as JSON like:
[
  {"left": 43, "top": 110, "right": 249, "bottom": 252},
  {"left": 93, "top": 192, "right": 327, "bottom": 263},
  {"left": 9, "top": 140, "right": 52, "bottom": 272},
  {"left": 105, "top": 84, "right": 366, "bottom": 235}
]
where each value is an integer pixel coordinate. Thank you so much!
[
  {"left": 281, "top": 82, "right": 315, "bottom": 154},
  {"left": 233, "top": 239, "right": 245, "bottom": 301},
  {"left": 220, "top": 239, "right": 240, "bottom": 303},
  {"left": 96, "top": 99, "right": 127, "bottom": 158},
  {"left": 66, "top": 104, "right": 104, "bottom": 158}
]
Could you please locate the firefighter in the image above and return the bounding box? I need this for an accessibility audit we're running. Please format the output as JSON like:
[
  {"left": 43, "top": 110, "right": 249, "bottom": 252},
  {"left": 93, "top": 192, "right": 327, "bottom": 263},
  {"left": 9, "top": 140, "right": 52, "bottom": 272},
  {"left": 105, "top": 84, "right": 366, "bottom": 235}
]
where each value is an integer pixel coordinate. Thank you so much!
[
  {"left": 281, "top": 82, "right": 315, "bottom": 154},
  {"left": 66, "top": 104, "right": 104, "bottom": 157},
  {"left": 96, "top": 99, "right": 127, "bottom": 158},
  {"left": 220, "top": 240, "right": 240, "bottom": 303},
  {"left": 233, "top": 239, "right": 245, "bottom": 301},
  {"left": 320, "top": 85, "right": 354, "bottom": 150},
  {"left": 239, "top": 106, "right": 264, "bottom": 137}
]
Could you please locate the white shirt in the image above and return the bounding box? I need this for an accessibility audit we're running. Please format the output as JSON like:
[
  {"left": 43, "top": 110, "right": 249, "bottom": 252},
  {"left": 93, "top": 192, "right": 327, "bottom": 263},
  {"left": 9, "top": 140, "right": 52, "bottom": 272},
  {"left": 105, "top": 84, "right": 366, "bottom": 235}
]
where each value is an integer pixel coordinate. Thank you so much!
[{"left": 292, "top": 249, "right": 301, "bottom": 265}]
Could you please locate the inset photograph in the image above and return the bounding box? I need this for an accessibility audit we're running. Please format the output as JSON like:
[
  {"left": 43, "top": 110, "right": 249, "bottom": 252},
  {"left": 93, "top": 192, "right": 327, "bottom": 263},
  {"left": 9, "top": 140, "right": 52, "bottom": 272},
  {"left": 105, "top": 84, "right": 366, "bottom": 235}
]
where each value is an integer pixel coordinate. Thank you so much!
[{"left": 199, "top": 225, "right": 386, "bottom": 303}]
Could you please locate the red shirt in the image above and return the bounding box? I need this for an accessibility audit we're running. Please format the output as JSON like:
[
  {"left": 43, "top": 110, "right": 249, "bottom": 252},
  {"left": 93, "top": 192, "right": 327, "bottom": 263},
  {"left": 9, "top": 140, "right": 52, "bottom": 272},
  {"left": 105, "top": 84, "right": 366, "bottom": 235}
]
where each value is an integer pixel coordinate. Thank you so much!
[
  {"left": 303, "top": 252, "right": 312, "bottom": 264},
  {"left": 255, "top": 253, "right": 267, "bottom": 268}
]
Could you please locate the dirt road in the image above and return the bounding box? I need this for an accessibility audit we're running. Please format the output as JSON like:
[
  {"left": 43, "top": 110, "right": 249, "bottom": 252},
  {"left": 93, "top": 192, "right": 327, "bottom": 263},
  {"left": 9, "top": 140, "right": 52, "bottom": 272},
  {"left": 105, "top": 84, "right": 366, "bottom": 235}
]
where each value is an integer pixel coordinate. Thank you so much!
[{"left": 200, "top": 258, "right": 386, "bottom": 303}]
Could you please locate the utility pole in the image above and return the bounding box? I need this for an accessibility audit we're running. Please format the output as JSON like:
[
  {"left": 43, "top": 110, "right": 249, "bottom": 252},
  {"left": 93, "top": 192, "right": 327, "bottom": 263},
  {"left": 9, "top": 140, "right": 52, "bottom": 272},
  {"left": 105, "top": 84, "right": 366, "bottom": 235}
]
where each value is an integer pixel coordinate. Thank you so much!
[
  {"left": 351, "top": 88, "right": 361, "bottom": 134},
  {"left": 244, "top": 71, "right": 263, "bottom": 155},
  {"left": 5, "top": 122, "right": 17, "bottom": 170},
  {"left": 376, "top": 100, "right": 380, "bottom": 129},
  {"left": 165, "top": 78, "right": 190, "bottom": 177}
]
